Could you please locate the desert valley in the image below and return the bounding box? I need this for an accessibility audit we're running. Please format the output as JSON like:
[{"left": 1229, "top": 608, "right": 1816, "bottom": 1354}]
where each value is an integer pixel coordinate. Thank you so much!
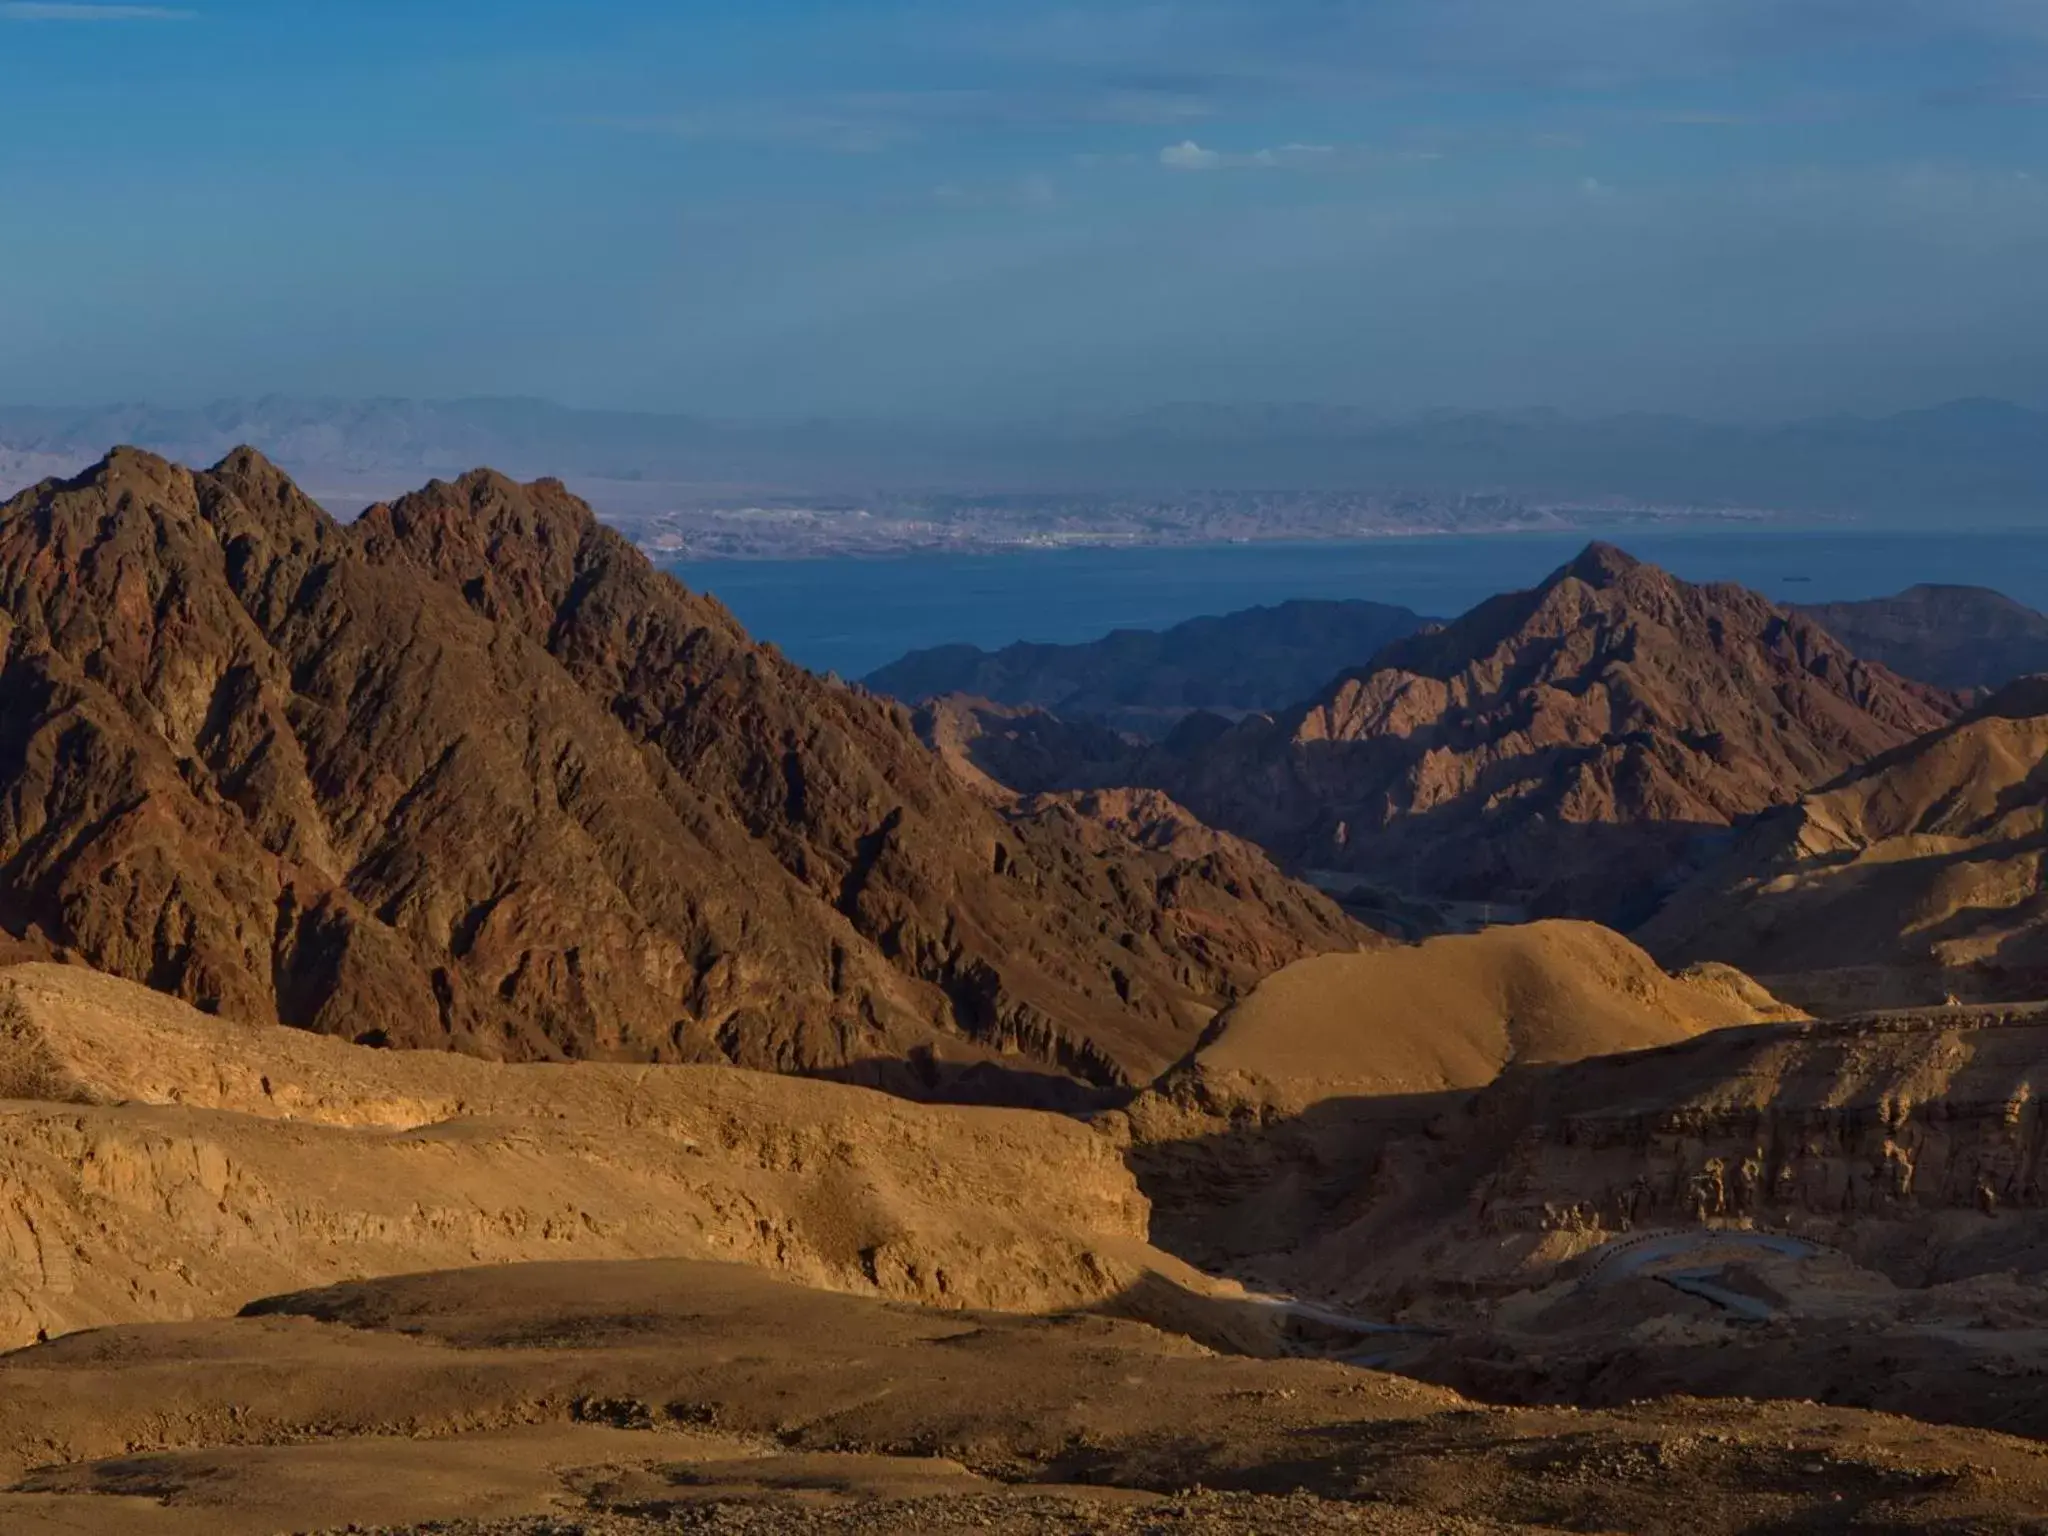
[
  {"left": 1, "top": 447, "right": 2048, "bottom": 1532},
  {"left": 11, "top": 2, "right": 2048, "bottom": 1524}
]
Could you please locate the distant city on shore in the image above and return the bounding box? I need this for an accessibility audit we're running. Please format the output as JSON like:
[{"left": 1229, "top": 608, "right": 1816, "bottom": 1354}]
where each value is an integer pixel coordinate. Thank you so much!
[{"left": 5, "top": 393, "right": 2043, "bottom": 559}]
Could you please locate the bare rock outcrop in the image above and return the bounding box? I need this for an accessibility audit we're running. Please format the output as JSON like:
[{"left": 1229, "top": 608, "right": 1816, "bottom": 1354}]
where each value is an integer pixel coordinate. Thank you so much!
[
  {"left": 0, "top": 961, "right": 1175, "bottom": 1347},
  {"left": 0, "top": 450, "right": 1365, "bottom": 1094},
  {"left": 1642, "top": 679, "right": 2048, "bottom": 1010},
  {"left": 1144, "top": 544, "right": 1959, "bottom": 924}
]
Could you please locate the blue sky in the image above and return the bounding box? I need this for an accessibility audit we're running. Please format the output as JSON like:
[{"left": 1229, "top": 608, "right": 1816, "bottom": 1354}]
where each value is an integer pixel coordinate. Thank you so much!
[{"left": 2, "top": 0, "right": 2045, "bottom": 418}]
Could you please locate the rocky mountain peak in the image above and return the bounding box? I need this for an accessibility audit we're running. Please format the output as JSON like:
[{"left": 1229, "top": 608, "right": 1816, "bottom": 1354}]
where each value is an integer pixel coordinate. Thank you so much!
[
  {"left": 1559, "top": 539, "right": 1646, "bottom": 587},
  {"left": 1139, "top": 547, "right": 1961, "bottom": 925},
  {"left": 0, "top": 448, "right": 1365, "bottom": 1098}
]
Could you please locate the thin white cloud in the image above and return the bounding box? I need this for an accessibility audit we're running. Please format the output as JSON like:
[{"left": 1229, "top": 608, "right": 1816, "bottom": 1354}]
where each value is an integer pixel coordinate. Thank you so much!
[
  {"left": 1160, "top": 139, "right": 1224, "bottom": 170},
  {"left": 1160, "top": 139, "right": 1336, "bottom": 171},
  {"left": 1, "top": 3, "right": 193, "bottom": 17}
]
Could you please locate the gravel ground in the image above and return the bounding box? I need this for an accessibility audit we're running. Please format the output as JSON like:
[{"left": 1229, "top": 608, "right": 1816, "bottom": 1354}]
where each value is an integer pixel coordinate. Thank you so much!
[{"left": 332, "top": 1491, "right": 1534, "bottom": 1536}]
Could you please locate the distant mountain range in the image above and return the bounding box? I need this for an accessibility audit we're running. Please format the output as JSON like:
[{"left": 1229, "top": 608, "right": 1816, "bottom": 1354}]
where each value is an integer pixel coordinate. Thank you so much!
[
  {"left": 3, "top": 395, "right": 2046, "bottom": 524},
  {"left": 1133, "top": 545, "right": 1963, "bottom": 926},
  {"left": 866, "top": 584, "right": 2048, "bottom": 725},
  {"left": 876, "top": 548, "right": 1968, "bottom": 929},
  {"left": 865, "top": 599, "right": 1435, "bottom": 737}
]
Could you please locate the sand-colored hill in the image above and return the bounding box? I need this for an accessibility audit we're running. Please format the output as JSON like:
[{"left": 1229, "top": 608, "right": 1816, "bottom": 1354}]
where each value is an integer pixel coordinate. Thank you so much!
[
  {"left": 1641, "top": 678, "right": 2048, "bottom": 1009},
  {"left": 0, "top": 961, "right": 1185, "bottom": 1348},
  {"left": 1152, "top": 920, "right": 1799, "bottom": 1117},
  {"left": 1116, "top": 923, "right": 1797, "bottom": 1277},
  {"left": 9, "top": 1257, "right": 2048, "bottom": 1535}
]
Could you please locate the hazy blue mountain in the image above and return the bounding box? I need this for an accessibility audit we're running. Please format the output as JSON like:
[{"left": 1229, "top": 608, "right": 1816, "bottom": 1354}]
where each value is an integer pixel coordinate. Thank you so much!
[
  {"left": 865, "top": 598, "right": 1435, "bottom": 737},
  {"left": 3, "top": 395, "right": 2045, "bottom": 521}
]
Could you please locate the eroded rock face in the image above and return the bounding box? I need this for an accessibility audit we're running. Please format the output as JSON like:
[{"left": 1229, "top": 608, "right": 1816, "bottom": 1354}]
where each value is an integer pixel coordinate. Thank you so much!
[
  {"left": 1243, "top": 1005, "right": 2048, "bottom": 1317},
  {"left": 0, "top": 449, "right": 1364, "bottom": 1091},
  {"left": 1242, "top": 1005, "right": 2048, "bottom": 1444},
  {"left": 0, "top": 961, "right": 1165, "bottom": 1347},
  {"left": 1468, "top": 1011, "right": 2048, "bottom": 1252},
  {"left": 1145, "top": 544, "right": 1959, "bottom": 924},
  {"left": 1642, "top": 682, "right": 2048, "bottom": 1011}
]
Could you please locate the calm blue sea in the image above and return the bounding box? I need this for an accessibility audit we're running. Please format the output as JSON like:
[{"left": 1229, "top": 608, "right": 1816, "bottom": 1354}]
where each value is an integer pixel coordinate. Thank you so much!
[{"left": 670, "top": 528, "right": 2048, "bottom": 680}]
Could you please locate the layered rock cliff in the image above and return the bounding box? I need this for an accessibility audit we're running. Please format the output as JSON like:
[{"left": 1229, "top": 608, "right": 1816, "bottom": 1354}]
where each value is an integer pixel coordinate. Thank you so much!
[{"left": 1796, "top": 584, "right": 2048, "bottom": 693}]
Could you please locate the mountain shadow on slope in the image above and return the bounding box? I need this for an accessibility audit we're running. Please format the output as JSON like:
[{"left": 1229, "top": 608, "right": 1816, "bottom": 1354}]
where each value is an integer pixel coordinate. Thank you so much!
[
  {"left": 1105, "top": 544, "right": 1961, "bottom": 926},
  {"left": 1640, "top": 676, "right": 2048, "bottom": 1011},
  {"left": 0, "top": 448, "right": 1366, "bottom": 1098},
  {"left": 1794, "top": 584, "right": 2048, "bottom": 693},
  {"left": 866, "top": 598, "right": 1433, "bottom": 739}
]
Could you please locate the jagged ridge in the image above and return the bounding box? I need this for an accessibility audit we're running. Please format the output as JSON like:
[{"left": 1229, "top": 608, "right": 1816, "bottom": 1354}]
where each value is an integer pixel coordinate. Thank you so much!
[
  {"left": 0, "top": 448, "right": 1363, "bottom": 1094},
  {"left": 1145, "top": 542, "right": 1960, "bottom": 923}
]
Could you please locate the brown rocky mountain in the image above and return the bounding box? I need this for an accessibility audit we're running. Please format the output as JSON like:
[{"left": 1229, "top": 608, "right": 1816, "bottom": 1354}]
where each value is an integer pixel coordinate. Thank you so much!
[
  {"left": 1640, "top": 675, "right": 2048, "bottom": 1012},
  {"left": 866, "top": 597, "right": 1433, "bottom": 738},
  {"left": 1133, "top": 543, "right": 1960, "bottom": 924},
  {"left": 1794, "top": 583, "right": 2048, "bottom": 693},
  {"left": 0, "top": 448, "right": 1362, "bottom": 1098}
]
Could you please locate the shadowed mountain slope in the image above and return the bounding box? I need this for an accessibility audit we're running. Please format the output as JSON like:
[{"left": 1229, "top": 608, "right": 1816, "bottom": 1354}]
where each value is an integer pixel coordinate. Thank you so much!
[
  {"left": 1641, "top": 677, "right": 2048, "bottom": 1011},
  {"left": 1144, "top": 544, "right": 1960, "bottom": 923},
  {"left": 866, "top": 598, "right": 1433, "bottom": 738},
  {"left": 1795, "top": 584, "right": 2048, "bottom": 693},
  {"left": 0, "top": 449, "right": 1362, "bottom": 1094}
]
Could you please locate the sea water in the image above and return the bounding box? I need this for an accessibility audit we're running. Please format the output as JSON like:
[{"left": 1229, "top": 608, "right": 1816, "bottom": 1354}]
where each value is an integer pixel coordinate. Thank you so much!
[{"left": 671, "top": 528, "right": 2048, "bottom": 680}]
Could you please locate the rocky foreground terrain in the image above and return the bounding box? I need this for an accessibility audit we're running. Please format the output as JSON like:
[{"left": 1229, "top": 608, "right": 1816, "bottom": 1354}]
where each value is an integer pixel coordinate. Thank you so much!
[
  {"left": 23, "top": 1257, "right": 2048, "bottom": 1536},
  {"left": 13, "top": 952, "right": 2048, "bottom": 1531}
]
